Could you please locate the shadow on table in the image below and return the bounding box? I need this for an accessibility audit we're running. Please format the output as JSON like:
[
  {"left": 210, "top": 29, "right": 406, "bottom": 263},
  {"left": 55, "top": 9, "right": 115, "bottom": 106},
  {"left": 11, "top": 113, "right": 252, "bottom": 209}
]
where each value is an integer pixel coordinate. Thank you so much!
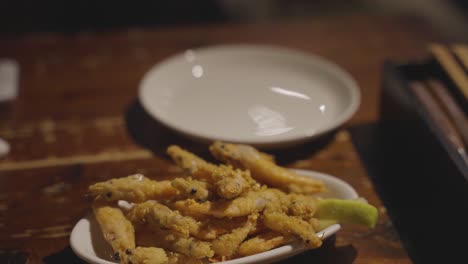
[
  {"left": 43, "top": 246, "right": 86, "bottom": 264},
  {"left": 124, "top": 99, "right": 335, "bottom": 164},
  {"left": 0, "top": 0, "right": 227, "bottom": 34},
  {"left": 349, "top": 122, "right": 468, "bottom": 264},
  {"left": 278, "top": 235, "right": 357, "bottom": 264},
  {"left": 0, "top": 251, "right": 29, "bottom": 264}
]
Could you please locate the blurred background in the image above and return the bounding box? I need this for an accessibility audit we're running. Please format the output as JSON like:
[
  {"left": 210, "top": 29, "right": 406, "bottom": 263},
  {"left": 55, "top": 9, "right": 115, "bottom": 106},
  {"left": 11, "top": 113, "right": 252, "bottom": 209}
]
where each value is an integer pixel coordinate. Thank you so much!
[
  {"left": 1, "top": 2, "right": 467, "bottom": 264},
  {"left": 1, "top": 0, "right": 468, "bottom": 41}
]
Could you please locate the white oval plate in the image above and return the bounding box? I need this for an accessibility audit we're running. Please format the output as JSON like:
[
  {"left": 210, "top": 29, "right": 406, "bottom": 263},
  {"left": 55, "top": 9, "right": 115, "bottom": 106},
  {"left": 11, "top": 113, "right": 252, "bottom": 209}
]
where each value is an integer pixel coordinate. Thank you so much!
[
  {"left": 70, "top": 169, "right": 358, "bottom": 264},
  {"left": 139, "top": 45, "right": 360, "bottom": 149}
]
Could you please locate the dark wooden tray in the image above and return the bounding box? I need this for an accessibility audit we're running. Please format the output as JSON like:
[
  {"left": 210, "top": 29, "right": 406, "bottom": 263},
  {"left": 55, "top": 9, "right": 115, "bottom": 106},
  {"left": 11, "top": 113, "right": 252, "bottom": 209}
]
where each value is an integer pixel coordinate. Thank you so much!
[{"left": 375, "top": 59, "right": 468, "bottom": 263}]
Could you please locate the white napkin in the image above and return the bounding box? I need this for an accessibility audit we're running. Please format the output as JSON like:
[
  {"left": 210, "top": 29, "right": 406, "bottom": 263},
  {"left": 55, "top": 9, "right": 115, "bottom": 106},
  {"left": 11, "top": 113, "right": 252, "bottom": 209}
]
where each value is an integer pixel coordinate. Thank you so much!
[
  {"left": 0, "top": 137, "right": 9, "bottom": 157},
  {"left": 0, "top": 59, "right": 17, "bottom": 157},
  {"left": 0, "top": 59, "right": 19, "bottom": 102}
]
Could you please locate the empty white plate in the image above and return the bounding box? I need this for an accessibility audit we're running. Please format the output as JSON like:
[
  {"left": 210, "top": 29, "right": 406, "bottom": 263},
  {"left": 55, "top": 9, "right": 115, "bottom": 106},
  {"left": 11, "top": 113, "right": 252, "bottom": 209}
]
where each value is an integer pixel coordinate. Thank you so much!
[
  {"left": 70, "top": 169, "right": 358, "bottom": 264},
  {"left": 139, "top": 45, "right": 360, "bottom": 148}
]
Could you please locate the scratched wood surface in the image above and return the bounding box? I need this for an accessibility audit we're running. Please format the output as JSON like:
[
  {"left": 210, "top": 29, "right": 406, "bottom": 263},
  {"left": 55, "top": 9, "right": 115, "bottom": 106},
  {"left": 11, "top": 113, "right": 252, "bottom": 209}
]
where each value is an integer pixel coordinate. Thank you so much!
[{"left": 0, "top": 16, "right": 438, "bottom": 263}]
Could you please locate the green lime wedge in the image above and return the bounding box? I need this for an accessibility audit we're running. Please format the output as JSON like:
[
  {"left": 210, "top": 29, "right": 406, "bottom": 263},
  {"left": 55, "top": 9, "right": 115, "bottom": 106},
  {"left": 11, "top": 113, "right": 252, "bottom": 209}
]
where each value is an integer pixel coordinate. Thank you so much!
[{"left": 316, "top": 199, "right": 378, "bottom": 228}]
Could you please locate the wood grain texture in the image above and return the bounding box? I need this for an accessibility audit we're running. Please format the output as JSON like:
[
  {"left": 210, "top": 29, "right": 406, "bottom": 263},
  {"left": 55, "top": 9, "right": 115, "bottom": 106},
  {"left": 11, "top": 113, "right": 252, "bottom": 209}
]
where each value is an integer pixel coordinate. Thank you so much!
[{"left": 0, "top": 16, "right": 439, "bottom": 263}]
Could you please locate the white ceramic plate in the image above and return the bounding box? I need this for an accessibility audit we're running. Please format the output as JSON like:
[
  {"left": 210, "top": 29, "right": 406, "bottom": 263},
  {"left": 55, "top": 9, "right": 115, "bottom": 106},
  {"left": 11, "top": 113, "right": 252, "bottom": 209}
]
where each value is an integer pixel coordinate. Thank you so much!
[
  {"left": 138, "top": 45, "right": 360, "bottom": 149},
  {"left": 70, "top": 169, "right": 358, "bottom": 264}
]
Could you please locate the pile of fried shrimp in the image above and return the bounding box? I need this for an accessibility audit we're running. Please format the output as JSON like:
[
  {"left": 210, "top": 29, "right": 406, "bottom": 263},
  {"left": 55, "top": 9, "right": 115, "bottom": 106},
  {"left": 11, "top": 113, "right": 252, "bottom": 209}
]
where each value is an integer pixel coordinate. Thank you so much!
[{"left": 88, "top": 141, "right": 334, "bottom": 264}]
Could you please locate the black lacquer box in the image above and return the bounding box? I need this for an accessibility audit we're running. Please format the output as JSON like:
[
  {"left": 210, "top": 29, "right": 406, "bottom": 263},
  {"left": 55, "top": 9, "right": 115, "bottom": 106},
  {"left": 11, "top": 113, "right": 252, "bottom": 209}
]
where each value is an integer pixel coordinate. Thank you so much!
[{"left": 370, "top": 56, "right": 468, "bottom": 263}]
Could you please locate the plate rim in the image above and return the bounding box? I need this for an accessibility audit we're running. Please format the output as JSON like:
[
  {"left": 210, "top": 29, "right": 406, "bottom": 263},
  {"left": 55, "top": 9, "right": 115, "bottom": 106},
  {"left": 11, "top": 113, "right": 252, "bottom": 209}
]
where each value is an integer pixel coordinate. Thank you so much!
[
  {"left": 70, "top": 216, "right": 109, "bottom": 264},
  {"left": 138, "top": 44, "right": 361, "bottom": 148},
  {"left": 70, "top": 169, "right": 358, "bottom": 264}
]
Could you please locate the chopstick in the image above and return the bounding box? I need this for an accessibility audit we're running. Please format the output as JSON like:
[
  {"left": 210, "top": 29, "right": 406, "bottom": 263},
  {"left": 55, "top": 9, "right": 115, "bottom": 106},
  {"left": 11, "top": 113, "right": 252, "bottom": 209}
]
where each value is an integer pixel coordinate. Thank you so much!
[
  {"left": 409, "top": 81, "right": 468, "bottom": 167},
  {"left": 426, "top": 79, "right": 468, "bottom": 148},
  {"left": 429, "top": 44, "right": 468, "bottom": 100},
  {"left": 452, "top": 44, "right": 468, "bottom": 71}
]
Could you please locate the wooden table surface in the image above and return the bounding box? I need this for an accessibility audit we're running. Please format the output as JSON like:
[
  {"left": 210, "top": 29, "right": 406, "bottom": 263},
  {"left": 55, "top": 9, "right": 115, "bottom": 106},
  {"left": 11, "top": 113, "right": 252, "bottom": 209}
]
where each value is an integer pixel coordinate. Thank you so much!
[{"left": 0, "top": 16, "right": 438, "bottom": 263}]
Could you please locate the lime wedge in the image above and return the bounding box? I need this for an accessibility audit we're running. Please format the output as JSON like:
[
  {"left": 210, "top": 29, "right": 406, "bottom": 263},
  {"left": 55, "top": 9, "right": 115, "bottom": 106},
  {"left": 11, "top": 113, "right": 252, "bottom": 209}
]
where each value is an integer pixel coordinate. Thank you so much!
[{"left": 316, "top": 199, "right": 378, "bottom": 228}]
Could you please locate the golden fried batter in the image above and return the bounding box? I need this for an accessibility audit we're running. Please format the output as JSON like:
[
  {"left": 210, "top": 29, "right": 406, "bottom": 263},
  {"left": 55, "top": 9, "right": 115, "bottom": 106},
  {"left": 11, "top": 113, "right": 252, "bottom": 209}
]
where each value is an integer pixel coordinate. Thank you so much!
[
  {"left": 195, "top": 216, "right": 248, "bottom": 240},
  {"left": 92, "top": 202, "right": 135, "bottom": 263},
  {"left": 130, "top": 247, "right": 168, "bottom": 264},
  {"left": 166, "top": 252, "right": 203, "bottom": 264},
  {"left": 167, "top": 145, "right": 216, "bottom": 179},
  {"left": 171, "top": 177, "right": 211, "bottom": 202},
  {"left": 173, "top": 189, "right": 285, "bottom": 218},
  {"left": 263, "top": 211, "right": 322, "bottom": 249},
  {"left": 167, "top": 145, "right": 254, "bottom": 199},
  {"left": 127, "top": 200, "right": 199, "bottom": 237},
  {"left": 209, "top": 141, "right": 326, "bottom": 194},
  {"left": 212, "top": 165, "right": 255, "bottom": 199},
  {"left": 211, "top": 213, "right": 258, "bottom": 257},
  {"left": 238, "top": 231, "right": 288, "bottom": 256},
  {"left": 89, "top": 174, "right": 178, "bottom": 203},
  {"left": 136, "top": 227, "right": 214, "bottom": 259},
  {"left": 287, "top": 194, "right": 318, "bottom": 220}
]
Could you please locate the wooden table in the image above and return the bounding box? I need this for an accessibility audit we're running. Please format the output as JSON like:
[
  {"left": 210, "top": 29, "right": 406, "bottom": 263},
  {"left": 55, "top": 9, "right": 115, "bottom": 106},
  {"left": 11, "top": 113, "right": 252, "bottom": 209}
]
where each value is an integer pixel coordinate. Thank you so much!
[{"left": 0, "top": 16, "right": 438, "bottom": 263}]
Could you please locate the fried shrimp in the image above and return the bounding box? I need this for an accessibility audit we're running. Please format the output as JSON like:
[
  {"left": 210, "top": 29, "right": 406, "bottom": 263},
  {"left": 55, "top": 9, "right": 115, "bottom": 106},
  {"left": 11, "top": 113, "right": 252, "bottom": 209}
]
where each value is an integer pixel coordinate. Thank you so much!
[
  {"left": 263, "top": 211, "right": 322, "bottom": 249},
  {"left": 167, "top": 145, "right": 217, "bottom": 179},
  {"left": 173, "top": 189, "right": 285, "bottom": 218},
  {"left": 88, "top": 143, "right": 378, "bottom": 263},
  {"left": 209, "top": 141, "right": 326, "bottom": 194},
  {"left": 136, "top": 227, "right": 214, "bottom": 259},
  {"left": 92, "top": 202, "right": 135, "bottom": 263},
  {"left": 171, "top": 177, "right": 211, "bottom": 202},
  {"left": 167, "top": 145, "right": 254, "bottom": 199},
  {"left": 130, "top": 247, "right": 168, "bottom": 264},
  {"left": 238, "top": 231, "right": 288, "bottom": 256},
  {"left": 211, "top": 213, "right": 258, "bottom": 257},
  {"left": 127, "top": 200, "right": 199, "bottom": 237},
  {"left": 89, "top": 174, "right": 178, "bottom": 203}
]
